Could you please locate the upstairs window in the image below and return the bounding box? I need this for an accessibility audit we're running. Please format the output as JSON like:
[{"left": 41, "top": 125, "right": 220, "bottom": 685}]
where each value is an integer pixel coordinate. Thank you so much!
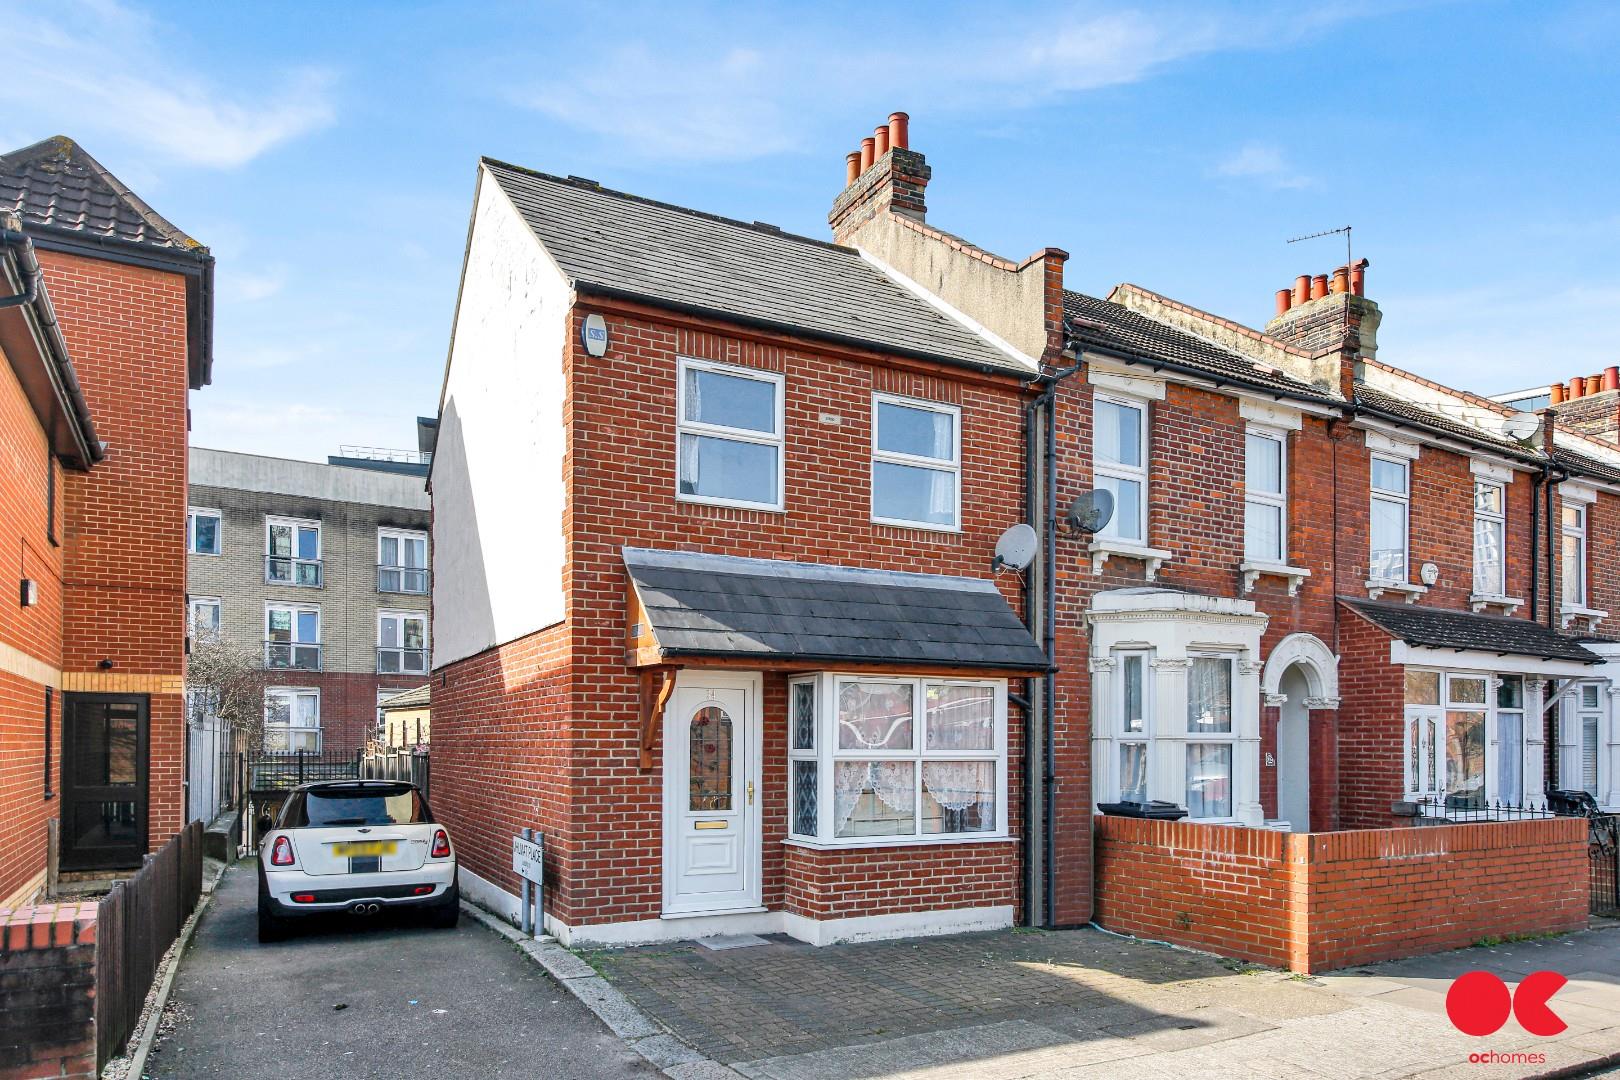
[
  {"left": 1094, "top": 395, "right": 1148, "bottom": 542},
  {"left": 1563, "top": 504, "right": 1588, "bottom": 607},
  {"left": 1369, "top": 455, "right": 1410, "bottom": 582},
  {"left": 265, "top": 687, "right": 321, "bottom": 752},
  {"left": 266, "top": 603, "right": 321, "bottom": 671},
  {"left": 1473, "top": 479, "right": 1505, "bottom": 596},
  {"left": 871, "top": 394, "right": 960, "bottom": 530},
  {"left": 266, "top": 517, "right": 322, "bottom": 587},
  {"left": 1244, "top": 429, "right": 1287, "bottom": 563},
  {"left": 378, "top": 529, "right": 429, "bottom": 594},
  {"left": 378, "top": 611, "right": 429, "bottom": 675},
  {"left": 189, "top": 596, "right": 221, "bottom": 638},
  {"left": 676, "top": 358, "right": 783, "bottom": 511},
  {"left": 188, "top": 508, "right": 222, "bottom": 555}
]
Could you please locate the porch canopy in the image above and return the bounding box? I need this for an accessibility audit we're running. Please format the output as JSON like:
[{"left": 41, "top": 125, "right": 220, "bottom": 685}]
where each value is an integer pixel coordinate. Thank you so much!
[{"left": 1340, "top": 598, "right": 1604, "bottom": 674}]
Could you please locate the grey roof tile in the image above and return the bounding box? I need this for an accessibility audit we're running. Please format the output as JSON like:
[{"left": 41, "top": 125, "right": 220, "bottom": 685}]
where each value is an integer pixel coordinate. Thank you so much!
[
  {"left": 483, "top": 160, "right": 1030, "bottom": 377},
  {"left": 1340, "top": 598, "right": 1601, "bottom": 664},
  {"left": 625, "top": 547, "right": 1047, "bottom": 671},
  {"left": 1354, "top": 386, "right": 1542, "bottom": 462},
  {"left": 0, "top": 136, "right": 203, "bottom": 252}
]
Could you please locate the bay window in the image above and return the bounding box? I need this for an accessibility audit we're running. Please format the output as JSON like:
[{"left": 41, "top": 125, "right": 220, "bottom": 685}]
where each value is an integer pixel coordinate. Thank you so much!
[
  {"left": 1186, "top": 655, "right": 1235, "bottom": 819},
  {"left": 787, "top": 674, "right": 1006, "bottom": 844},
  {"left": 1563, "top": 681, "right": 1604, "bottom": 796},
  {"left": 1094, "top": 395, "right": 1148, "bottom": 542},
  {"left": 1406, "top": 669, "right": 1533, "bottom": 809},
  {"left": 1117, "top": 651, "right": 1149, "bottom": 803},
  {"left": 1497, "top": 676, "right": 1524, "bottom": 806},
  {"left": 1473, "top": 479, "right": 1505, "bottom": 596},
  {"left": 1445, "top": 674, "right": 1488, "bottom": 810},
  {"left": 871, "top": 394, "right": 960, "bottom": 530},
  {"left": 1244, "top": 429, "right": 1287, "bottom": 564},
  {"left": 1369, "top": 454, "right": 1410, "bottom": 583},
  {"left": 675, "top": 358, "right": 783, "bottom": 511}
]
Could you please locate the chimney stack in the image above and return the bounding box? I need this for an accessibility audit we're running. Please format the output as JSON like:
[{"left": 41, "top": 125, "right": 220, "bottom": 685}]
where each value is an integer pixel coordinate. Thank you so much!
[
  {"left": 831, "top": 111, "right": 930, "bottom": 244},
  {"left": 1265, "top": 259, "right": 1379, "bottom": 362}
]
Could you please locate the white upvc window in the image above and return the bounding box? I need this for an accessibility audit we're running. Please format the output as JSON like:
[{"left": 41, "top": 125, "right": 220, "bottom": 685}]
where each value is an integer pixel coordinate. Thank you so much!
[
  {"left": 1186, "top": 654, "right": 1235, "bottom": 819},
  {"left": 675, "top": 357, "right": 784, "bottom": 511},
  {"left": 1244, "top": 428, "right": 1287, "bottom": 563},
  {"left": 1094, "top": 393, "right": 1149, "bottom": 542},
  {"left": 1443, "top": 673, "right": 1488, "bottom": 809},
  {"left": 1563, "top": 681, "right": 1605, "bottom": 797},
  {"left": 1496, "top": 675, "right": 1525, "bottom": 806},
  {"left": 378, "top": 611, "right": 429, "bottom": 675},
  {"left": 1403, "top": 669, "right": 1491, "bottom": 808},
  {"left": 265, "top": 687, "right": 321, "bottom": 752},
  {"left": 188, "top": 507, "right": 222, "bottom": 555},
  {"left": 378, "top": 528, "right": 429, "bottom": 594},
  {"left": 871, "top": 394, "right": 961, "bottom": 530},
  {"left": 1563, "top": 504, "right": 1588, "bottom": 607},
  {"left": 1473, "top": 479, "right": 1506, "bottom": 597},
  {"left": 1116, "top": 650, "right": 1150, "bottom": 804},
  {"left": 266, "top": 516, "right": 323, "bottom": 587},
  {"left": 266, "top": 602, "right": 321, "bottom": 671},
  {"left": 786, "top": 673, "right": 1008, "bottom": 845},
  {"left": 1369, "top": 454, "right": 1410, "bottom": 583},
  {"left": 188, "top": 596, "right": 221, "bottom": 637}
]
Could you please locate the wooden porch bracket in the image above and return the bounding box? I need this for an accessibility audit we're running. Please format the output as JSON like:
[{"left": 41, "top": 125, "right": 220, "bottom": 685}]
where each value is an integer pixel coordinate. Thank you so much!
[{"left": 638, "top": 666, "right": 679, "bottom": 771}]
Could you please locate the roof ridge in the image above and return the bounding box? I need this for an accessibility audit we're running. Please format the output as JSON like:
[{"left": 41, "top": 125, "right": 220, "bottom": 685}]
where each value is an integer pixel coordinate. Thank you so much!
[
  {"left": 0, "top": 135, "right": 204, "bottom": 252},
  {"left": 1106, "top": 283, "right": 1317, "bottom": 360},
  {"left": 479, "top": 156, "right": 853, "bottom": 256},
  {"left": 1362, "top": 358, "right": 1516, "bottom": 418}
]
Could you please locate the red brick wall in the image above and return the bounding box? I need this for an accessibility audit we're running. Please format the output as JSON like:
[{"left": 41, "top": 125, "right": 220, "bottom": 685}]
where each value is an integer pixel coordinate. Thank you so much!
[
  {"left": 38, "top": 250, "right": 190, "bottom": 847},
  {"left": 782, "top": 841, "right": 1018, "bottom": 920},
  {"left": 1094, "top": 815, "right": 1587, "bottom": 973},
  {"left": 261, "top": 670, "right": 423, "bottom": 754},
  {"left": 0, "top": 902, "right": 98, "bottom": 1080},
  {"left": 0, "top": 341, "right": 64, "bottom": 903},
  {"left": 1334, "top": 608, "right": 1407, "bottom": 829}
]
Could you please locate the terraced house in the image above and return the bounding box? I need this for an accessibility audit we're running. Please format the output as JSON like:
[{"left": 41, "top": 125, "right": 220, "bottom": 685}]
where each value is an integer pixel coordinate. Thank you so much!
[
  {"left": 431, "top": 115, "right": 1614, "bottom": 969},
  {"left": 0, "top": 136, "right": 213, "bottom": 904}
]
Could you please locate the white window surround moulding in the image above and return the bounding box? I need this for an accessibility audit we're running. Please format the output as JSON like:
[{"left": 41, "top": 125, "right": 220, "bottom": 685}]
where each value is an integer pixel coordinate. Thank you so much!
[
  {"left": 1087, "top": 363, "right": 1166, "bottom": 401},
  {"left": 1239, "top": 399, "right": 1304, "bottom": 431},
  {"left": 1364, "top": 428, "right": 1422, "bottom": 460},
  {"left": 1365, "top": 578, "right": 1427, "bottom": 603},
  {"left": 1562, "top": 482, "right": 1598, "bottom": 506},
  {"left": 1089, "top": 537, "right": 1173, "bottom": 579},
  {"left": 1470, "top": 458, "right": 1516, "bottom": 483},
  {"left": 1242, "top": 560, "right": 1311, "bottom": 596},
  {"left": 1356, "top": 414, "right": 1534, "bottom": 475}
]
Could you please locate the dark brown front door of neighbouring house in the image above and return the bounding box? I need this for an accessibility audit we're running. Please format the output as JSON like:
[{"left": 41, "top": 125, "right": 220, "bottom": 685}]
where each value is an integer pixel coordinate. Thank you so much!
[{"left": 60, "top": 694, "right": 149, "bottom": 871}]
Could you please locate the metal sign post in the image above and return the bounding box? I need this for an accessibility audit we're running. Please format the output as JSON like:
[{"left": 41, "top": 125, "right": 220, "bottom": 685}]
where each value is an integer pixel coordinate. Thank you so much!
[{"left": 512, "top": 829, "right": 544, "bottom": 938}]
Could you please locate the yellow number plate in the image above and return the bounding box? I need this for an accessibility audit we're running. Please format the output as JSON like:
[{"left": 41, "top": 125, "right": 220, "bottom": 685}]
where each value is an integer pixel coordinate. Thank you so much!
[{"left": 332, "top": 840, "right": 397, "bottom": 857}]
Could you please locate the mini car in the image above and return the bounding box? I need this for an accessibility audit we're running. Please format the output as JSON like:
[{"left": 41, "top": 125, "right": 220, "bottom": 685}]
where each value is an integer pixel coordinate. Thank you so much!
[{"left": 257, "top": 779, "right": 458, "bottom": 942}]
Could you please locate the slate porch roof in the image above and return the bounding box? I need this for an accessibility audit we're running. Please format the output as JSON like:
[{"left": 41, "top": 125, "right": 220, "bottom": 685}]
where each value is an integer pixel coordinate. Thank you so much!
[
  {"left": 379, "top": 684, "right": 431, "bottom": 712},
  {"left": 481, "top": 159, "right": 1031, "bottom": 378},
  {"left": 623, "top": 548, "right": 1048, "bottom": 671},
  {"left": 1340, "top": 597, "right": 1602, "bottom": 665}
]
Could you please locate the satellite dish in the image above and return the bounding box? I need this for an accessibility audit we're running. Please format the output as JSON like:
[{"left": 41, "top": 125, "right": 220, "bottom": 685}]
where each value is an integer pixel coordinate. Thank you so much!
[
  {"left": 1501, "top": 411, "right": 1540, "bottom": 442},
  {"left": 992, "top": 523, "right": 1038, "bottom": 573},
  {"left": 1067, "top": 489, "right": 1115, "bottom": 535}
]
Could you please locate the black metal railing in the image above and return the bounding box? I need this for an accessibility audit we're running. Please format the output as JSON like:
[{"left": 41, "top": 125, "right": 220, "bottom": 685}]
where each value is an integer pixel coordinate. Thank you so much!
[
  {"left": 265, "top": 640, "right": 322, "bottom": 671},
  {"left": 1407, "top": 795, "right": 1559, "bottom": 823},
  {"left": 265, "top": 554, "right": 323, "bottom": 587},
  {"left": 377, "top": 646, "right": 429, "bottom": 675},
  {"left": 247, "top": 749, "right": 362, "bottom": 792},
  {"left": 377, "top": 563, "right": 429, "bottom": 594}
]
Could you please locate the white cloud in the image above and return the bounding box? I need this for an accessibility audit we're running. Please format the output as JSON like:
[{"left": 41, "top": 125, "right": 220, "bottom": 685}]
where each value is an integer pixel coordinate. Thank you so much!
[
  {"left": 1213, "top": 142, "right": 1314, "bottom": 190},
  {"left": 0, "top": 0, "right": 334, "bottom": 168},
  {"left": 220, "top": 266, "right": 287, "bottom": 304}
]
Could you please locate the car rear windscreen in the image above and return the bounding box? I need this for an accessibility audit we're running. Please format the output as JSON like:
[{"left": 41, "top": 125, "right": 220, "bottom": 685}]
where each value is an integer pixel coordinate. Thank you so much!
[{"left": 284, "top": 785, "right": 428, "bottom": 827}]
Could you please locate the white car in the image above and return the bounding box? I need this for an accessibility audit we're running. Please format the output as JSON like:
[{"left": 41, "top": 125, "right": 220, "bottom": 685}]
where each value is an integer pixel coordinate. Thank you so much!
[{"left": 257, "top": 779, "right": 458, "bottom": 941}]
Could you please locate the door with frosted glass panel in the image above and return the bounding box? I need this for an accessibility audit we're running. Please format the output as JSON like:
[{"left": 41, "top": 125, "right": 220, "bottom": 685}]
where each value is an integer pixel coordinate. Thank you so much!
[
  {"left": 60, "top": 694, "right": 148, "bottom": 870},
  {"left": 664, "top": 682, "right": 755, "bottom": 914}
]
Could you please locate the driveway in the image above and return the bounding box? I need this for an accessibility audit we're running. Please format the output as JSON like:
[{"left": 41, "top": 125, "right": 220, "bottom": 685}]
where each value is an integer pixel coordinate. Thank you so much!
[{"left": 149, "top": 863, "right": 654, "bottom": 1079}]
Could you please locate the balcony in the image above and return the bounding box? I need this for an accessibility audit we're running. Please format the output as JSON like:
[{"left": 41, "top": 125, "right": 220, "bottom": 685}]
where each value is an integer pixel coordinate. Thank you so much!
[
  {"left": 265, "top": 640, "right": 322, "bottom": 671},
  {"left": 265, "top": 555, "right": 323, "bottom": 588},
  {"left": 377, "top": 646, "right": 429, "bottom": 676},
  {"left": 378, "top": 563, "right": 430, "bottom": 595}
]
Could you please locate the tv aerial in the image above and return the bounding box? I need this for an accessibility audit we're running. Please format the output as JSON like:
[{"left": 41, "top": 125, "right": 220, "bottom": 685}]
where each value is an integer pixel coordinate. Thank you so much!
[
  {"left": 991, "top": 523, "right": 1038, "bottom": 574},
  {"left": 1066, "top": 490, "right": 1114, "bottom": 535}
]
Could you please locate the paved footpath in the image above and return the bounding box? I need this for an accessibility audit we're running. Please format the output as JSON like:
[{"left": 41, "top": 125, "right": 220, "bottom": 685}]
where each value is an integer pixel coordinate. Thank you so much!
[
  {"left": 586, "top": 924, "right": 1620, "bottom": 1079},
  {"left": 150, "top": 863, "right": 655, "bottom": 1079}
]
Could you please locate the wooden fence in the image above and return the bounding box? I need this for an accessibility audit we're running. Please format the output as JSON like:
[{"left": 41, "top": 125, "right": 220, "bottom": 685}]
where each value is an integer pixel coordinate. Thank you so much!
[
  {"left": 361, "top": 749, "right": 430, "bottom": 798},
  {"left": 94, "top": 820, "right": 204, "bottom": 1067}
]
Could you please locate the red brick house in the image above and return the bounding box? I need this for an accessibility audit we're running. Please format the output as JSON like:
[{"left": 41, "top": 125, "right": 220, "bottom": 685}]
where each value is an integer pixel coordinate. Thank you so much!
[
  {"left": 0, "top": 137, "right": 212, "bottom": 903},
  {"left": 430, "top": 119, "right": 1056, "bottom": 946}
]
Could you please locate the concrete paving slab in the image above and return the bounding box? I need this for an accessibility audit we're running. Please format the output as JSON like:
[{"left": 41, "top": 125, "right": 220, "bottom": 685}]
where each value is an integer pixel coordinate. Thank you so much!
[{"left": 698, "top": 934, "right": 771, "bottom": 951}]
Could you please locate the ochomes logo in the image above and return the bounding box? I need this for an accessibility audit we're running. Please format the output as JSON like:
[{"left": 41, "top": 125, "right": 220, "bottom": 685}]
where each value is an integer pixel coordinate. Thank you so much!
[{"left": 1445, "top": 970, "right": 1568, "bottom": 1037}]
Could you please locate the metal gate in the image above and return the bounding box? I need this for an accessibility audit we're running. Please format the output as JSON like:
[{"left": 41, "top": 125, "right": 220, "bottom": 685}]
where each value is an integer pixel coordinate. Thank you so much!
[{"left": 1590, "top": 815, "right": 1620, "bottom": 916}]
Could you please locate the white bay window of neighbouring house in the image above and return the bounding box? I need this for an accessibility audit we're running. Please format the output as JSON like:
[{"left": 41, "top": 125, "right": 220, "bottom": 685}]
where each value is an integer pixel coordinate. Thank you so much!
[
  {"left": 1186, "top": 656, "right": 1235, "bottom": 818},
  {"left": 871, "top": 395, "right": 960, "bottom": 529},
  {"left": 786, "top": 675, "right": 1007, "bottom": 844},
  {"left": 1094, "top": 396, "right": 1147, "bottom": 542},
  {"left": 676, "top": 358, "right": 783, "bottom": 510}
]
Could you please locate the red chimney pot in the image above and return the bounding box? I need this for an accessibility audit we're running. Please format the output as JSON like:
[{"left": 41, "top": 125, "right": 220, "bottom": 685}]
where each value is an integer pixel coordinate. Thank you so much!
[
  {"left": 1588, "top": 375, "right": 1603, "bottom": 397},
  {"left": 1605, "top": 366, "right": 1620, "bottom": 392},
  {"left": 1570, "top": 377, "right": 1585, "bottom": 400},
  {"left": 888, "top": 112, "right": 909, "bottom": 151},
  {"left": 1294, "top": 275, "right": 1311, "bottom": 306},
  {"left": 859, "top": 137, "right": 875, "bottom": 173},
  {"left": 1550, "top": 383, "right": 1566, "bottom": 405},
  {"left": 1350, "top": 259, "right": 1368, "bottom": 296},
  {"left": 1275, "top": 289, "right": 1292, "bottom": 315},
  {"left": 873, "top": 125, "right": 890, "bottom": 158},
  {"left": 1331, "top": 266, "right": 1350, "bottom": 294},
  {"left": 1311, "top": 274, "right": 1329, "bottom": 300},
  {"left": 844, "top": 152, "right": 860, "bottom": 186}
]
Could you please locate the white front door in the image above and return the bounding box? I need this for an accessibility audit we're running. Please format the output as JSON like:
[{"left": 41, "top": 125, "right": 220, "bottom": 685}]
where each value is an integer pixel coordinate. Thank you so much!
[{"left": 663, "top": 673, "right": 761, "bottom": 916}]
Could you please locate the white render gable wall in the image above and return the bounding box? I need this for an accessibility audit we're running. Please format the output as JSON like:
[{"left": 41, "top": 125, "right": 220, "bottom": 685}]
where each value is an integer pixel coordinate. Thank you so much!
[{"left": 431, "top": 165, "right": 569, "bottom": 668}]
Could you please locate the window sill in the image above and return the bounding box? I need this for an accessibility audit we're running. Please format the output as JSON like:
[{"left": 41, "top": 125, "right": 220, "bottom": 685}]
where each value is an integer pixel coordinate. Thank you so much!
[
  {"left": 870, "top": 516, "right": 962, "bottom": 535},
  {"left": 1561, "top": 604, "right": 1610, "bottom": 630},
  {"left": 1241, "top": 560, "right": 1311, "bottom": 596},
  {"left": 1365, "top": 579, "right": 1427, "bottom": 603},
  {"left": 1089, "top": 539, "right": 1172, "bottom": 580},
  {"left": 1470, "top": 593, "right": 1525, "bottom": 616},
  {"left": 676, "top": 494, "right": 785, "bottom": 514},
  {"left": 783, "top": 834, "right": 1017, "bottom": 852}
]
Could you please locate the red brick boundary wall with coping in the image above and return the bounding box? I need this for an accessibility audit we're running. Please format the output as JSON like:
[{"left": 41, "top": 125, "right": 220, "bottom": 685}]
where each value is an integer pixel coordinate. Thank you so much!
[
  {"left": 0, "top": 902, "right": 98, "bottom": 1080},
  {"left": 1094, "top": 815, "right": 1588, "bottom": 973}
]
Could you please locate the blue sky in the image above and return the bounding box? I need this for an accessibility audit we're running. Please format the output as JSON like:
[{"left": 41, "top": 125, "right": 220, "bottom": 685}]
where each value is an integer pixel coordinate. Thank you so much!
[{"left": 4, "top": 0, "right": 1616, "bottom": 461}]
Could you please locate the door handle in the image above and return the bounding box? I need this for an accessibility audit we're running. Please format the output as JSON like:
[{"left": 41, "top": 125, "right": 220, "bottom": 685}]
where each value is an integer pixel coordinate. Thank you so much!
[{"left": 747, "top": 781, "right": 755, "bottom": 806}]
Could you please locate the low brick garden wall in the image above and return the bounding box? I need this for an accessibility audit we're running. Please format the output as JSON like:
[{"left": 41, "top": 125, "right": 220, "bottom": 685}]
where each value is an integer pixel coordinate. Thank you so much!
[
  {"left": 1094, "top": 815, "right": 1588, "bottom": 973},
  {"left": 0, "top": 903, "right": 99, "bottom": 1080}
]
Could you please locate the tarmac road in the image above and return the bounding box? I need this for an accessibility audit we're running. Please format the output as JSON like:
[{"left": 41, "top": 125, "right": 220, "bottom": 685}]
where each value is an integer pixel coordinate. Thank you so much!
[{"left": 150, "top": 862, "right": 655, "bottom": 1079}]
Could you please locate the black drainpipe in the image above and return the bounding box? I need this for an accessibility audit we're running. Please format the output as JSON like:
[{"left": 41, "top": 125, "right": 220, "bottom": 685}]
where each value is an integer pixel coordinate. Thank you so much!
[{"left": 1531, "top": 465, "right": 1543, "bottom": 624}]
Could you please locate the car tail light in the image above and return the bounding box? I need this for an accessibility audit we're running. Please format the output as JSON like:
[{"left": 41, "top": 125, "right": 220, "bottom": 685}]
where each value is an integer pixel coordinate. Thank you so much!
[
  {"left": 269, "top": 836, "right": 296, "bottom": 866},
  {"left": 412, "top": 885, "right": 434, "bottom": 896},
  {"left": 430, "top": 830, "right": 451, "bottom": 858},
  {"left": 292, "top": 893, "right": 316, "bottom": 903}
]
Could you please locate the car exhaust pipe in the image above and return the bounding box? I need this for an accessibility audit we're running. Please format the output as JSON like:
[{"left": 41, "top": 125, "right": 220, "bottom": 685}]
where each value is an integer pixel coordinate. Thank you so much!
[{"left": 349, "top": 902, "right": 380, "bottom": 916}]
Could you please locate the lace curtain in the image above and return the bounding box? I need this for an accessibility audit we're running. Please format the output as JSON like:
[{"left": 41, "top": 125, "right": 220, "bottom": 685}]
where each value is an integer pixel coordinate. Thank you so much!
[{"left": 834, "top": 761, "right": 914, "bottom": 834}]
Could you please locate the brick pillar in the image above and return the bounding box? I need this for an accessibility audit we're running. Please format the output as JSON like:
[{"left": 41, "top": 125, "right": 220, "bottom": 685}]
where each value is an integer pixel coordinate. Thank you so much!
[{"left": 0, "top": 902, "right": 99, "bottom": 1080}]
